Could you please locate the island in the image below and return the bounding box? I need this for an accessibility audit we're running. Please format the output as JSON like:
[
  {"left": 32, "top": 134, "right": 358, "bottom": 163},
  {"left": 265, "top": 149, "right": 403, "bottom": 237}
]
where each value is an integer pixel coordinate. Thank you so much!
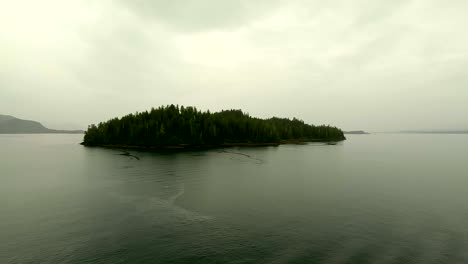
[
  {"left": 82, "top": 105, "right": 346, "bottom": 149},
  {"left": 0, "top": 114, "right": 84, "bottom": 134},
  {"left": 344, "top": 130, "right": 369, "bottom": 135}
]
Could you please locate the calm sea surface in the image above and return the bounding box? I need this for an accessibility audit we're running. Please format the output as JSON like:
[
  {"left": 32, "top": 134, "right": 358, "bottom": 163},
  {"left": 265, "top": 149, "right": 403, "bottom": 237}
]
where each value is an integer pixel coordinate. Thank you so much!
[{"left": 1, "top": 134, "right": 468, "bottom": 263}]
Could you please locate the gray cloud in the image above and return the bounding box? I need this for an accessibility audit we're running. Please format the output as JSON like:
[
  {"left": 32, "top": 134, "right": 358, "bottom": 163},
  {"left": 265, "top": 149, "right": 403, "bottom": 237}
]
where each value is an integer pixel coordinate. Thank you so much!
[{"left": 119, "top": 0, "right": 282, "bottom": 32}]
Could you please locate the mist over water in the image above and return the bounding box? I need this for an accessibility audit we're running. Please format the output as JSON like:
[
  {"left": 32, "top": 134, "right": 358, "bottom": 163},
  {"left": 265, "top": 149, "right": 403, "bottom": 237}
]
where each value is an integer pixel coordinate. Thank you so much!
[{"left": 1, "top": 134, "right": 468, "bottom": 263}]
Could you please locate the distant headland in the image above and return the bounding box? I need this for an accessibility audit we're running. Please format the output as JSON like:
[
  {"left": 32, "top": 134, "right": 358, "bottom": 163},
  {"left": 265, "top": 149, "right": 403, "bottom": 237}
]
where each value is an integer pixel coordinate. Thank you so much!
[
  {"left": 0, "top": 114, "right": 84, "bottom": 134},
  {"left": 82, "top": 105, "right": 346, "bottom": 149},
  {"left": 344, "top": 130, "right": 369, "bottom": 135}
]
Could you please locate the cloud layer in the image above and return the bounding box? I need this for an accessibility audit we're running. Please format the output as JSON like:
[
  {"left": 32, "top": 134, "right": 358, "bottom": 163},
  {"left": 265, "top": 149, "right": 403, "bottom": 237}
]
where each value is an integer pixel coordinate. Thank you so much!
[{"left": 1, "top": 0, "right": 467, "bottom": 130}]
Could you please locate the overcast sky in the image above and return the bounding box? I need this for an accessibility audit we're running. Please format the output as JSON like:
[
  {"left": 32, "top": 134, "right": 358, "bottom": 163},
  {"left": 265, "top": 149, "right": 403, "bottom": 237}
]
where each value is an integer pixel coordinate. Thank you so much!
[{"left": 1, "top": 0, "right": 467, "bottom": 131}]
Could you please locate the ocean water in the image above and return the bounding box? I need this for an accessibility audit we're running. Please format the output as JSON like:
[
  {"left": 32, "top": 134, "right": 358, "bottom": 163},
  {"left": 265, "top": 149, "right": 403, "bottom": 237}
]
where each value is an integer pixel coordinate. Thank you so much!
[{"left": 1, "top": 133, "right": 468, "bottom": 263}]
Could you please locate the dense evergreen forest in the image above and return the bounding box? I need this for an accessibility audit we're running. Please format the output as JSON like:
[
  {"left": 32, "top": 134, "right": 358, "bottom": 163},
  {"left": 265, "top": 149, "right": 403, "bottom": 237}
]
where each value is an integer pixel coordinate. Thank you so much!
[{"left": 82, "top": 105, "right": 345, "bottom": 147}]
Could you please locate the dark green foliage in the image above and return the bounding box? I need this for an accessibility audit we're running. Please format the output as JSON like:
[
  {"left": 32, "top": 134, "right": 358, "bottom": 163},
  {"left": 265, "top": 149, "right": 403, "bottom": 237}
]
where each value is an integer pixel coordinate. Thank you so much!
[{"left": 83, "top": 105, "right": 345, "bottom": 146}]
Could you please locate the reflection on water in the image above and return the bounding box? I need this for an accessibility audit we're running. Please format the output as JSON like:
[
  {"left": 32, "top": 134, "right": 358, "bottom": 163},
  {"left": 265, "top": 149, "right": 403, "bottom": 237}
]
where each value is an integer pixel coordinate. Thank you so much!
[{"left": 1, "top": 133, "right": 468, "bottom": 263}]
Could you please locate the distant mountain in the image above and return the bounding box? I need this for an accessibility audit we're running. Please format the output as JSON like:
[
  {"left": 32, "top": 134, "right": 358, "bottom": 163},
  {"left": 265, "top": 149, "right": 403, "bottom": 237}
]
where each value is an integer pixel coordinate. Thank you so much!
[
  {"left": 0, "top": 114, "right": 15, "bottom": 122},
  {"left": 0, "top": 114, "right": 83, "bottom": 134},
  {"left": 344, "top": 130, "right": 369, "bottom": 134}
]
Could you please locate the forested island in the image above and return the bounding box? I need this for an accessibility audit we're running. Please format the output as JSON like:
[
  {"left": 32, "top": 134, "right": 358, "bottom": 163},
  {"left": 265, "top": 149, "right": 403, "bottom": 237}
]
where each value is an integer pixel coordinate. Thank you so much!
[{"left": 82, "top": 105, "right": 345, "bottom": 149}]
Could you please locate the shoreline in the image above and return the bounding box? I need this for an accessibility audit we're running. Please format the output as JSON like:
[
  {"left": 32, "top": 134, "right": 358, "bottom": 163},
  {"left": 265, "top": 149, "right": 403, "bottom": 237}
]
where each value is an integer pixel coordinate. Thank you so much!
[{"left": 80, "top": 138, "right": 346, "bottom": 151}]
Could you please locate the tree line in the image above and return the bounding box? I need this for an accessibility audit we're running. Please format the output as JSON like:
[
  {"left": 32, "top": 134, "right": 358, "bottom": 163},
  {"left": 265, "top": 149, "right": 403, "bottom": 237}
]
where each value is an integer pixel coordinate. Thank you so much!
[{"left": 83, "top": 105, "right": 345, "bottom": 146}]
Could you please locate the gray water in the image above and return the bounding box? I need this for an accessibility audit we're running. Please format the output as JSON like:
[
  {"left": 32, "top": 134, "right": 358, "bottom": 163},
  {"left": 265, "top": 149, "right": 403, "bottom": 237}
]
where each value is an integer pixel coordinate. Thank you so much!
[{"left": 1, "top": 134, "right": 467, "bottom": 264}]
